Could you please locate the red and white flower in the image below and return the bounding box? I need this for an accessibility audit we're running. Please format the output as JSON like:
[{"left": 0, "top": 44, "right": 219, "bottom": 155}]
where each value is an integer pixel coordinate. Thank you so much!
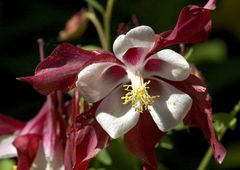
[
  {"left": 17, "top": 0, "right": 226, "bottom": 169},
  {"left": 0, "top": 93, "right": 66, "bottom": 170},
  {"left": 76, "top": 25, "right": 192, "bottom": 138}
]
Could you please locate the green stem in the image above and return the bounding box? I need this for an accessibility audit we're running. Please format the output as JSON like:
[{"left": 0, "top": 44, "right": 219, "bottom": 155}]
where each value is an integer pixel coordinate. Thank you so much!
[
  {"left": 197, "top": 101, "right": 240, "bottom": 170},
  {"left": 86, "top": 12, "right": 108, "bottom": 50},
  {"left": 104, "top": 0, "right": 115, "bottom": 50},
  {"left": 197, "top": 147, "right": 213, "bottom": 170}
]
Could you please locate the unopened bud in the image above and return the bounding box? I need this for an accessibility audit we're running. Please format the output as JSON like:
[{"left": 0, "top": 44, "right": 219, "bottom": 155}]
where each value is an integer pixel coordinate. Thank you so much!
[{"left": 59, "top": 9, "right": 88, "bottom": 41}]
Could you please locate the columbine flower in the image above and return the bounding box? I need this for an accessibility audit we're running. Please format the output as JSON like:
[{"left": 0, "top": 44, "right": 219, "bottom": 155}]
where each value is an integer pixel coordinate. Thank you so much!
[
  {"left": 19, "top": 0, "right": 226, "bottom": 169},
  {"left": 0, "top": 93, "right": 66, "bottom": 170},
  {"left": 76, "top": 25, "right": 192, "bottom": 138}
]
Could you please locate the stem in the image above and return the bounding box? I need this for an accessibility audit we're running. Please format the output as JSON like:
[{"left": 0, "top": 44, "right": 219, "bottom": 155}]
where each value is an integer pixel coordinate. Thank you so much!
[
  {"left": 197, "top": 148, "right": 213, "bottom": 170},
  {"left": 104, "top": 0, "right": 115, "bottom": 50},
  {"left": 197, "top": 101, "right": 240, "bottom": 170},
  {"left": 37, "top": 38, "right": 45, "bottom": 61},
  {"left": 86, "top": 12, "right": 108, "bottom": 50}
]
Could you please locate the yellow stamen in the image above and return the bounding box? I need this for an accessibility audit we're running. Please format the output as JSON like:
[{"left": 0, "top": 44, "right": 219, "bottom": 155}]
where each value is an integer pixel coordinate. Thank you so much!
[{"left": 121, "top": 80, "right": 158, "bottom": 112}]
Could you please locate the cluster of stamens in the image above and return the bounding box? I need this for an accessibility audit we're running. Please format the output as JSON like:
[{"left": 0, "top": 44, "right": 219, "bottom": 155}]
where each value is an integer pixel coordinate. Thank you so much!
[{"left": 121, "top": 80, "right": 158, "bottom": 113}]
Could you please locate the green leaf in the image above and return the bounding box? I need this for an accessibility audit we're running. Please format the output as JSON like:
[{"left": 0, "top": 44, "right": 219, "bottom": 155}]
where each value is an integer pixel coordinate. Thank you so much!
[
  {"left": 85, "top": 0, "right": 105, "bottom": 14},
  {"left": 228, "top": 118, "right": 237, "bottom": 130},
  {"left": 159, "top": 136, "right": 174, "bottom": 150},
  {"left": 213, "top": 113, "right": 237, "bottom": 132},
  {"left": 173, "top": 122, "right": 187, "bottom": 131},
  {"left": 96, "top": 149, "right": 112, "bottom": 165},
  {"left": 187, "top": 39, "right": 227, "bottom": 64},
  {"left": 184, "top": 47, "right": 194, "bottom": 60}
]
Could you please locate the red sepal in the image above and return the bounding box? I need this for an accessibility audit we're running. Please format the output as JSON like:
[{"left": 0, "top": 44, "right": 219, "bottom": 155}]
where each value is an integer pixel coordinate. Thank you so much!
[
  {"left": 0, "top": 114, "right": 25, "bottom": 135},
  {"left": 166, "top": 74, "right": 226, "bottom": 164},
  {"left": 13, "top": 134, "right": 41, "bottom": 170},
  {"left": 65, "top": 104, "right": 110, "bottom": 170},
  {"left": 150, "top": 0, "right": 215, "bottom": 55},
  {"left": 18, "top": 44, "right": 117, "bottom": 95},
  {"left": 124, "top": 111, "right": 165, "bottom": 170}
]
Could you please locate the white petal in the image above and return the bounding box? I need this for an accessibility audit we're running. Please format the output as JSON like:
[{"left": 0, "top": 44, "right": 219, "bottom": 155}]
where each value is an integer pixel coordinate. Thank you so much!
[
  {"left": 113, "top": 26, "right": 155, "bottom": 61},
  {"left": 76, "top": 62, "right": 127, "bottom": 102},
  {"left": 96, "top": 87, "right": 140, "bottom": 138},
  {"left": 144, "top": 49, "right": 191, "bottom": 81},
  {"left": 31, "top": 143, "right": 47, "bottom": 170},
  {"left": 148, "top": 79, "right": 192, "bottom": 131},
  {"left": 32, "top": 143, "right": 64, "bottom": 170},
  {"left": 0, "top": 134, "right": 17, "bottom": 159}
]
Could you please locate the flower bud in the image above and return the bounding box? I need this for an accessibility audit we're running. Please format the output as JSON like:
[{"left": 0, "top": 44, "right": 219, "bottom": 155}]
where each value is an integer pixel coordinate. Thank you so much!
[{"left": 59, "top": 9, "right": 88, "bottom": 41}]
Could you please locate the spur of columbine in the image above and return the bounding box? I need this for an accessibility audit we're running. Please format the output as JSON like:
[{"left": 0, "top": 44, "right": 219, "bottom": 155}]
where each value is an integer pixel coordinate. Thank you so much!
[{"left": 76, "top": 25, "right": 192, "bottom": 138}]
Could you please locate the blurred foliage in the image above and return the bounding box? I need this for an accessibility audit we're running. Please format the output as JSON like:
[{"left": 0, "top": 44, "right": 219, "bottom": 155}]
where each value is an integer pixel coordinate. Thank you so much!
[
  {"left": 96, "top": 149, "right": 112, "bottom": 166},
  {"left": 214, "top": 113, "right": 237, "bottom": 132},
  {"left": 93, "top": 139, "right": 140, "bottom": 170},
  {"left": 187, "top": 39, "right": 227, "bottom": 64},
  {"left": 213, "top": 0, "right": 240, "bottom": 40},
  {"left": 0, "top": 159, "right": 15, "bottom": 170},
  {"left": 0, "top": 0, "right": 240, "bottom": 169}
]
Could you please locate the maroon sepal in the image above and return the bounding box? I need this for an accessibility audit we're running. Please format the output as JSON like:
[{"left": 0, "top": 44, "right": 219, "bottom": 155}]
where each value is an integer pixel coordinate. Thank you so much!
[
  {"left": 18, "top": 44, "right": 117, "bottom": 95},
  {"left": 124, "top": 111, "right": 165, "bottom": 170},
  {"left": 149, "top": 0, "right": 216, "bottom": 55},
  {"left": 0, "top": 114, "right": 25, "bottom": 135},
  {"left": 65, "top": 104, "right": 110, "bottom": 170},
  {"left": 13, "top": 134, "right": 42, "bottom": 170},
  {"left": 166, "top": 74, "right": 226, "bottom": 164}
]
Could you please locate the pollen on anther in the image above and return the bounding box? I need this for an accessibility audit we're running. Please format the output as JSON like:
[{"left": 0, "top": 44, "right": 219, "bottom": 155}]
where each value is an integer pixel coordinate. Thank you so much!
[{"left": 121, "top": 80, "right": 159, "bottom": 112}]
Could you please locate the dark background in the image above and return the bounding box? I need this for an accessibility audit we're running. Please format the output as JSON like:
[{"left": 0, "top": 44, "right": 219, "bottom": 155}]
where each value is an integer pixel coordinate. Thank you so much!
[{"left": 0, "top": 0, "right": 239, "bottom": 169}]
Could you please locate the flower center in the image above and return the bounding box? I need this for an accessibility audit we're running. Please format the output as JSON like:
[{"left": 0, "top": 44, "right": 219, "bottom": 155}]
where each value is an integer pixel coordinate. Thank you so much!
[{"left": 121, "top": 71, "right": 158, "bottom": 112}]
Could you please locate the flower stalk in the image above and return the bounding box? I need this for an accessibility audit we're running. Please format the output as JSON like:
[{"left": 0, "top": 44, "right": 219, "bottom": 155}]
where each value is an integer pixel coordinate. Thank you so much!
[
  {"left": 86, "top": 0, "right": 115, "bottom": 50},
  {"left": 85, "top": 12, "right": 108, "bottom": 50},
  {"left": 104, "top": 0, "right": 115, "bottom": 50}
]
